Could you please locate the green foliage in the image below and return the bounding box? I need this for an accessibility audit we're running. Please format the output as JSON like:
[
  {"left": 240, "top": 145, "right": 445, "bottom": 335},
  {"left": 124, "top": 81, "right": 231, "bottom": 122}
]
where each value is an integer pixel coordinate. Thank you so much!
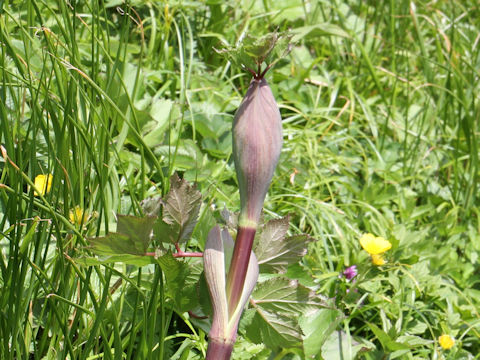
[
  {"left": 246, "top": 277, "right": 329, "bottom": 350},
  {"left": 154, "top": 173, "right": 202, "bottom": 245},
  {"left": 215, "top": 32, "right": 292, "bottom": 75},
  {"left": 254, "top": 215, "right": 312, "bottom": 273}
]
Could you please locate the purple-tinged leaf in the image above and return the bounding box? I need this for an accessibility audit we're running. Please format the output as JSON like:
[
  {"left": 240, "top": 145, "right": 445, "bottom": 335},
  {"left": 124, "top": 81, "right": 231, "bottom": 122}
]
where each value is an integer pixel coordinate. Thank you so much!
[
  {"left": 254, "top": 216, "right": 312, "bottom": 273},
  {"left": 161, "top": 173, "right": 202, "bottom": 243}
]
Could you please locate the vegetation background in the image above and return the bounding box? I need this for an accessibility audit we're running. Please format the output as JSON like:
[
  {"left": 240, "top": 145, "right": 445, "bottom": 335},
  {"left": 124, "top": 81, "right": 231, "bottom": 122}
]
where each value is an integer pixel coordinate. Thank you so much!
[{"left": 1, "top": 0, "right": 479, "bottom": 359}]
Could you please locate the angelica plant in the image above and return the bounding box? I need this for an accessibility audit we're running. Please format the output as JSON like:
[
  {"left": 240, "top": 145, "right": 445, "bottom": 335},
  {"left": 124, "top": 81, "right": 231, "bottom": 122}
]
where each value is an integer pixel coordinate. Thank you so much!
[{"left": 204, "top": 33, "right": 287, "bottom": 359}]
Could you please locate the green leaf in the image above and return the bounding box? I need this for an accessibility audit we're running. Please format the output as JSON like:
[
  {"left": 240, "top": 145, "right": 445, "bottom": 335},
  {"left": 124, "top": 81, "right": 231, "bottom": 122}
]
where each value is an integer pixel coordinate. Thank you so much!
[
  {"left": 255, "top": 216, "right": 312, "bottom": 273},
  {"left": 117, "top": 215, "right": 157, "bottom": 253},
  {"left": 143, "top": 98, "right": 173, "bottom": 148},
  {"left": 87, "top": 215, "right": 156, "bottom": 258},
  {"left": 192, "top": 204, "right": 218, "bottom": 249},
  {"left": 153, "top": 220, "right": 181, "bottom": 245},
  {"left": 252, "top": 277, "right": 325, "bottom": 316},
  {"left": 156, "top": 253, "right": 196, "bottom": 312},
  {"left": 155, "top": 140, "right": 204, "bottom": 171},
  {"left": 215, "top": 31, "right": 292, "bottom": 76},
  {"left": 159, "top": 174, "right": 202, "bottom": 244},
  {"left": 246, "top": 310, "right": 301, "bottom": 349},
  {"left": 242, "top": 33, "right": 279, "bottom": 64},
  {"left": 76, "top": 255, "right": 155, "bottom": 266},
  {"left": 88, "top": 233, "right": 145, "bottom": 256},
  {"left": 321, "top": 330, "right": 367, "bottom": 360},
  {"left": 299, "top": 308, "right": 343, "bottom": 357},
  {"left": 367, "top": 323, "right": 411, "bottom": 352},
  {"left": 247, "top": 277, "right": 326, "bottom": 350}
]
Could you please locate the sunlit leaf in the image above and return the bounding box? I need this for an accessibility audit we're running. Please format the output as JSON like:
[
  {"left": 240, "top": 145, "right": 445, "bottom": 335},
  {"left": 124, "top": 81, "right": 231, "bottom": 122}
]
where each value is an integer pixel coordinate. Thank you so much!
[
  {"left": 255, "top": 216, "right": 312, "bottom": 273},
  {"left": 246, "top": 309, "right": 302, "bottom": 349},
  {"left": 247, "top": 277, "right": 327, "bottom": 350},
  {"left": 160, "top": 173, "right": 202, "bottom": 243},
  {"left": 215, "top": 31, "right": 292, "bottom": 76},
  {"left": 299, "top": 308, "right": 344, "bottom": 357},
  {"left": 321, "top": 330, "right": 367, "bottom": 360},
  {"left": 88, "top": 233, "right": 144, "bottom": 256}
]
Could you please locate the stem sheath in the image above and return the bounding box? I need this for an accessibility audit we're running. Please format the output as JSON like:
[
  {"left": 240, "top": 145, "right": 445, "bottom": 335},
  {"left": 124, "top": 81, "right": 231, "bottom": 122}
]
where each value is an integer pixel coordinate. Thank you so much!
[{"left": 205, "top": 337, "right": 234, "bottom": 360}]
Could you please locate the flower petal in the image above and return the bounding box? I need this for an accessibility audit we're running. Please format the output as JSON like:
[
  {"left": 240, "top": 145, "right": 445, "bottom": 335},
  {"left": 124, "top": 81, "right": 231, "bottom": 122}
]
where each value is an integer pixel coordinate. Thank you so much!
[{"left": 360, "top": 233, "right": 392, "bottom": 255}]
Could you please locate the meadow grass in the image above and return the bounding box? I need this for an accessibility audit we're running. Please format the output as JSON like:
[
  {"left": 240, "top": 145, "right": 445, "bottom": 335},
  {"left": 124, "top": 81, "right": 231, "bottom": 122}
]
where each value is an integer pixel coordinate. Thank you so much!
[{"left": 1, "top": 1, "right": 479, "bottom": 359}]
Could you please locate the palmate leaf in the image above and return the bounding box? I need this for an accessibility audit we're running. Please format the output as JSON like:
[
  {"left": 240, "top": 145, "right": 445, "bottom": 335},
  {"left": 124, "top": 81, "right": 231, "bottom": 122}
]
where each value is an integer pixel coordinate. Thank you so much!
[
  {"left": 155, "top": 173, "right": 202, "bottom": 244},
  {"left": 246, "top": 277, "right": 328, "bottom": 350},
  {"left": 254, "top": 216, "right": 312, "bottom": 273}
]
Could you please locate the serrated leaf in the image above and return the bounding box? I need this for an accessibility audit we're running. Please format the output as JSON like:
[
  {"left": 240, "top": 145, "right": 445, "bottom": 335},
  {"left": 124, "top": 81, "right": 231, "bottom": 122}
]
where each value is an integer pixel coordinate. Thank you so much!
[
  {"left": 215, "top": 31, "right": 293, "bottom": 76},
  {"left": 156, "top": 253, "right": 194, "bottom": 312},
  {"left": 162, "top": 174, "right": 202, "bottom": 243},
  {"left": 252, "top": 277, "right": 324, "bottom": 315},
  {"left": 255, "top": 216, "right": 311, "bottom": 273},
  {"left": 248, "top": 277, "right": 326, "bottom": 350},
  {"left": 246, "top": 309, "right": 302, "bottom": 349},
  {"left": 242, "top": 33, "right": 278, "bottom": 64},
  {"left": 88, "top": 233, "right": 145, "bottom": 256},
  {"left": 86, "top": 215, "right": 156, "bottom": 259},
  {"left": 116, "top": 215, "right": 157, "bottom": 253}
]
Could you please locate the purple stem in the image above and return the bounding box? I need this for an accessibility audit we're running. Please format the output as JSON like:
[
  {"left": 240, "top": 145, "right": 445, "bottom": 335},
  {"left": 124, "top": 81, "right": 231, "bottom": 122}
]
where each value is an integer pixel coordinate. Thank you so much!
[{"left": 225, "top": 226, "right": 256, "bottom": 316}]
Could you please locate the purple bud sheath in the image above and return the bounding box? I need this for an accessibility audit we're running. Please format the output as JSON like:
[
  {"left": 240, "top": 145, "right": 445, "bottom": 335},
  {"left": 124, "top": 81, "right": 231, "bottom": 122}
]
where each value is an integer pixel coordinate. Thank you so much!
[{"left": 226, "top": 77, "right": 283, "bottom": 313}]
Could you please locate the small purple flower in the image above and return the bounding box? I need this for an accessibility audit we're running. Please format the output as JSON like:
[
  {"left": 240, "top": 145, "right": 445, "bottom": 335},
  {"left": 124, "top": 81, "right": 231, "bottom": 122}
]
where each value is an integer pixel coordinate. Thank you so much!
[{"left": 343, "top": 265, "right": 358, "bottom": 281}]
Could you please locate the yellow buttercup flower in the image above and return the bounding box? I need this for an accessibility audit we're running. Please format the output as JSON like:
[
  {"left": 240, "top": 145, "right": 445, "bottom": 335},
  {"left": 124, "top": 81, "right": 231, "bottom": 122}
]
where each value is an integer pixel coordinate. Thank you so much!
[
  {"left": 33, "top": 174, "right": 53, "bottom": 196},
  {"left": 69, "top": 206, "right": 88, "bottom": 225},
  {"left": 371, "top": 254, "right": 386, "bottom": 266},
  {"left": 438, "top": 334, "right": 455, "bottom": 350},
  {"left": 360, "top": 233, "right": 392, "bottom": 255}
]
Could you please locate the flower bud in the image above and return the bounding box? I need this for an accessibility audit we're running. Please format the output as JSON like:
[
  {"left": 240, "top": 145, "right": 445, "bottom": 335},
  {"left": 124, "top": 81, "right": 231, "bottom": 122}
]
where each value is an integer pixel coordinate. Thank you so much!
[{"left": 232, "top": 78, "right": 282, "bottom": 227}]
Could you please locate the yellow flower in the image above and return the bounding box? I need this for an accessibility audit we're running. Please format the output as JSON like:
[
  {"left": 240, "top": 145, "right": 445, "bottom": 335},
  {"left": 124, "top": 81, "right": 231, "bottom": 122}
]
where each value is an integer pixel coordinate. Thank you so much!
[
  {"left": 69, "top": 206, "right": 88, "bottom": 225},
  {"left": 371, "top": 254, "right": 386, "bottom": 266},
  {"left": 360, "top": 233, "right": 392, "bottom": 255},
  {"left": 439, "top": 334, "right": 455, "bottom": 350},
  {"left": 33, "top": 174, "right": 53, "bottom": 196}
]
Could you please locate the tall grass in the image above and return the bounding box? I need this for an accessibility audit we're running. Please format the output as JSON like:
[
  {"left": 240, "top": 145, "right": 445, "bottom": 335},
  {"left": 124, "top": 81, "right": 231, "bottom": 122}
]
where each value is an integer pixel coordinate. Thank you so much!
[
  {"left": 0, "top": 2, "right": 172, "bottom": 358},
  {"left": 1, "top": 0, "right": 479, "bottom": 359}
]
